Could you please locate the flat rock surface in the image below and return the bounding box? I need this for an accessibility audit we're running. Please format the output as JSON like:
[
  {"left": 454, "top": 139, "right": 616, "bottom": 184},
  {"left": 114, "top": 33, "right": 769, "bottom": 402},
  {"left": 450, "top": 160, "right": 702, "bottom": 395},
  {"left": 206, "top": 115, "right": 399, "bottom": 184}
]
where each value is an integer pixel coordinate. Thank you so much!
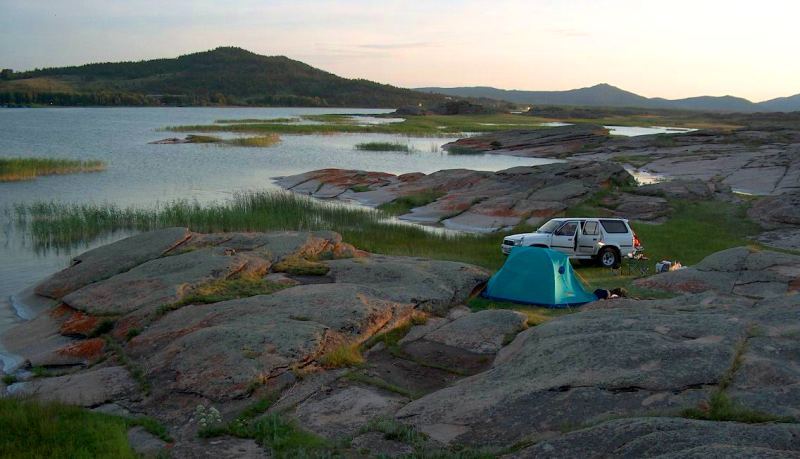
[
  {"left": 325, "top": 255, "right": 490, "bottom": 314},
  {"left": 635, "top": 246, "right": 800, "bottom": 298},
  {"left": 511, "top": 417, "right": 800, "bottom": 458},
  {"left": 9, "top": 366, "right": 136, "bottom": 407},
  {"left": 277, "top": 161, "right": 634, "bottom": 232},
  {"left": 293, "top": 385, "right": 408, "bottom": 439},
  {"left": 421, "top": 309, "right": 528, "bottom": 354},
  {"left": 396, "top": 291, "right": 788, "bottom": 447},
  {"left": 129, "top": 283, "right": 413, "bottom": 400},
  {"left": 62, "top": 247, "right": 268, "bottom": 315},
  {"left": 35, "top": 227, "right": 190, "bottom": 299}
]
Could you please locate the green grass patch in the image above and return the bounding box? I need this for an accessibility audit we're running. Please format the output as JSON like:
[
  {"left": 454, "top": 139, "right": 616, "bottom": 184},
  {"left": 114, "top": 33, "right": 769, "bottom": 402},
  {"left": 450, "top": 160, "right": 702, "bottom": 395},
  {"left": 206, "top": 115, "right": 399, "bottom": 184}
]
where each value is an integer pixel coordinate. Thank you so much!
[
  {"left": 0, "top": 398, "right": 137, "bottom": 458},
  {"left": 272, "top": 256, "right": 330, "bottom": 276},
  {"left": 350, "top": 184, "right": 371, "bottom": 193},
  {"left": 468, "top": 297, "right": 576, "bottom": 326},
  {"left": 199, "top": 398, "right": 330, "bottom": 458},
  {"left": 223, "top": 135, "right": 280, "bottom": 147},
  {"left": 377, "top": 190, "right": 446, "bottom": 216},
  {"left": 157, "top": 275, "right": 287, "bottom": 316},
  {"left": 127, "top": 416, "right": 173, "bottom": 443},
  {"left": 682, "top": 392, "right": 792, "bottom": 424},
  {"left": 167, "top": 113, "right": 554, "bottom": 137},
  {"left": 445, "top": 145, "right": 484, "bottom": 155},
  {"left": 319, "top": 343, "right": 364, "bottom": 368},
  {"left": 104, "top": 337, "right": 150, "bottom": 395},
  {"left": 2, "top": 374, "right": 18, "bottom": 385},
  {"left": 184, "top": 134, "right": 222, "bottom": 143},
  {"left": 355, "top": 142, "right": 411, "bottom": 152},
  {"left": 631, "top": 200, "right": 761, "bottom": 266},
  {"left": 0, "top": 157, "right": 106, "bottom": 182},
  {"left": 215, "top": 117, "right": 298, "bottom": 124}
]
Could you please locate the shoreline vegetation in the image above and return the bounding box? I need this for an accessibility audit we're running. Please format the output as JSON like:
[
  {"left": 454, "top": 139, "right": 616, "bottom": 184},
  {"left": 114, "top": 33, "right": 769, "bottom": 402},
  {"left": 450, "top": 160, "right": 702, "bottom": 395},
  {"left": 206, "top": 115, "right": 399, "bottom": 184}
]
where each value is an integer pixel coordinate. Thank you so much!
[
  {"left": 165, "top": 112, "right": 742, "bottom": 137},
  {"left": 355, "top": 141, "right": 412, "bottom": 152},
  {"left": 11, "top": 190, "right": 761, "bottom": 292},
  {"left": 0, "top": 157, "right": 106, "bottom": 182},
  {"left": 183, "top": 134, "right": 281, "bottom": 147}
]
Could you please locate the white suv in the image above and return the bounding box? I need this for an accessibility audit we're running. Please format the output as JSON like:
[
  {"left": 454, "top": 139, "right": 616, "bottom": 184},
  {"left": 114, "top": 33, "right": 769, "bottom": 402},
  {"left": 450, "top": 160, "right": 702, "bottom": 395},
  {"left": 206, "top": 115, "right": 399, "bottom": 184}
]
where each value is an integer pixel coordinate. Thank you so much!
[{"left": 501, "top": 218, "right": 641, "bottom": 268}]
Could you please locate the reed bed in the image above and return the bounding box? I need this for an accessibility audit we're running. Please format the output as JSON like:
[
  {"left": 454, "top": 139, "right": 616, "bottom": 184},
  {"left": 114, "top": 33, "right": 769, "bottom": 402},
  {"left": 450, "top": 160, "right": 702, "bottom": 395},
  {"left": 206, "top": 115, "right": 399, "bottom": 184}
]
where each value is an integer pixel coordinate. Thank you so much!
[
  {"left": 0, "top": 157, "right": 106, "bottom": 182},
  {"left": 12, "top": 191, "right": 507, "bottom": 269},
  {"left": 355, "top": 142, "right": 411, "bottom": 152}
]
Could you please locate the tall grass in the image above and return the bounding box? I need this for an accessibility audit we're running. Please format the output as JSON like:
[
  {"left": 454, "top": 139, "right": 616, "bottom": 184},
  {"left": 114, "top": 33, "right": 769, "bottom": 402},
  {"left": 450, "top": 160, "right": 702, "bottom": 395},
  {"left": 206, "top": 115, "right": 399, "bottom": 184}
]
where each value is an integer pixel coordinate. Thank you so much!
[
  {"left": 12, "top": 191, "right": 508, "bottom": 270},
  {"left": 167, "top": 113, "right": 553, "bottom": 137},
  {"left": 0, "top": 398, "right": 137, "bottom": 458},
  {"left": 0, "top": 157, "right": 106, "bottom": 182},
  {"left": 355, "top": 142, "right": 411, "bottom": 152},
  {"left": 11, "top": 192, "right": 761, "bottom": 288},
  {"left": 183, "top": 134, "right": 280, "bottom": 147}
]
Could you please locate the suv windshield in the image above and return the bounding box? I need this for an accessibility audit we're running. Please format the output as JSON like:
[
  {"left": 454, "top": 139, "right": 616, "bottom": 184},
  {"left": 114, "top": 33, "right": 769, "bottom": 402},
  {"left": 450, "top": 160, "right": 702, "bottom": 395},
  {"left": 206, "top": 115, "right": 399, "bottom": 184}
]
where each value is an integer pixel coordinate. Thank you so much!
[{"left": 537, "top": 220, "right": 562, "bottom": 234}]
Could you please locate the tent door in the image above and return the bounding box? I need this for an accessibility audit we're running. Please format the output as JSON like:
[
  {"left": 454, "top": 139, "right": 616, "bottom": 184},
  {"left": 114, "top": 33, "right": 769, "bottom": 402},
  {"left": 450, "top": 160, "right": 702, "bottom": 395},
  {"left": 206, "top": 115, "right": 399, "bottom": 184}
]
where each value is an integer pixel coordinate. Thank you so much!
[{"left": 577, "top": 221, "right": 600, "bottom": 255}]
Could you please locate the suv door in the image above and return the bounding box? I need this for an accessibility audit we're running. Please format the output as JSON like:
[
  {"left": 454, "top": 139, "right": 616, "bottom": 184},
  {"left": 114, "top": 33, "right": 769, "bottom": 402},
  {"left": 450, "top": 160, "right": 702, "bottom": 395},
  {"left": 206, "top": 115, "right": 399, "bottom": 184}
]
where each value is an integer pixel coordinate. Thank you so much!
[
  {"left": 550, "top": 221, "right": 579, "bottom": 255},
  {"left": 577, "top": 220, "right": 601, "bottom": 255}
]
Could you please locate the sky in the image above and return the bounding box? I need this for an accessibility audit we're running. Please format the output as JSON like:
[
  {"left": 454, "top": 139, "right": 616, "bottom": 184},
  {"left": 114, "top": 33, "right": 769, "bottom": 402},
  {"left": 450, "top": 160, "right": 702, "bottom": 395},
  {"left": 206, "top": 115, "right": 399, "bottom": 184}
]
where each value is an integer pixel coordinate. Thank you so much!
[{"left": 1, "top": 0, "right": 798, "bottom": 102}]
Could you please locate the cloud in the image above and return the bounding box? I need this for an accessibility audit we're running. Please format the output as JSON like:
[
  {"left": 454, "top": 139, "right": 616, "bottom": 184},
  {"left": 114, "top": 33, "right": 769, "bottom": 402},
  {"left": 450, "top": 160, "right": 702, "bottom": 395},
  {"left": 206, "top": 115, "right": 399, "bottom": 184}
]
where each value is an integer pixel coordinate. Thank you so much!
[
  {"left": 358, "top": 41, "right": 435, "bottom": 50},
  {"left": 549, "top": 28, "right": 590, "bottom": 38}
]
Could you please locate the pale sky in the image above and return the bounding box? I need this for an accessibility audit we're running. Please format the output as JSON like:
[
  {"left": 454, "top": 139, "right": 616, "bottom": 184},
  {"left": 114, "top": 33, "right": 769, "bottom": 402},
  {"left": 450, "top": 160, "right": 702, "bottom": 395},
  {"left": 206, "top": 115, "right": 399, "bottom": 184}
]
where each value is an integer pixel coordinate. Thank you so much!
[{"left": 1, "top": 0, "right": 798, "bottom": 101}]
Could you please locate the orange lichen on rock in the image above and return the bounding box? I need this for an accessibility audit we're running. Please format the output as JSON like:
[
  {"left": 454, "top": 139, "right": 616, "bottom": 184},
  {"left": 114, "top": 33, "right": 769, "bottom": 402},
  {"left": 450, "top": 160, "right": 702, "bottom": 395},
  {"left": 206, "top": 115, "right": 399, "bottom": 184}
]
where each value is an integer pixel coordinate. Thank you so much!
[
  {"left": 56, "top": 338, "right": 105, "bottom": 360},
  {"left": 49, "top": 303, "right": 74, "bottom": 318},
  {"left": 59, "top": 310, "right": 101, "bottom": 337}
]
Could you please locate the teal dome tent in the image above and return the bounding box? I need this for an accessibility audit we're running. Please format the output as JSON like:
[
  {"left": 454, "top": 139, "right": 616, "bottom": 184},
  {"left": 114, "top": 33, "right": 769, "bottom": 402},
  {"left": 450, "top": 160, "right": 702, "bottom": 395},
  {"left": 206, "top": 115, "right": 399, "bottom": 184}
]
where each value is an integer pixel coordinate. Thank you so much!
[{"left": 483, "top": 247, "right": 597, "bottom": 308}]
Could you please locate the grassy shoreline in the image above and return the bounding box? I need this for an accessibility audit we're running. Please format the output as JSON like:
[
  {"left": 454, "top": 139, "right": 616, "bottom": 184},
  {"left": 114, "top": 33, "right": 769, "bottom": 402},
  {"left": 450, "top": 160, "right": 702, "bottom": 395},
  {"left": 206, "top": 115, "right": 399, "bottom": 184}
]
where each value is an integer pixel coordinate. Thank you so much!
[
  {"left": 0, "top": 157, "right": 106, "bottom": 182},
  {"left": 12, "top": 190, "right": 761, "bottom": 288},
  {"left": 165, "top": 111, "right": 742, "bottom": 137}
]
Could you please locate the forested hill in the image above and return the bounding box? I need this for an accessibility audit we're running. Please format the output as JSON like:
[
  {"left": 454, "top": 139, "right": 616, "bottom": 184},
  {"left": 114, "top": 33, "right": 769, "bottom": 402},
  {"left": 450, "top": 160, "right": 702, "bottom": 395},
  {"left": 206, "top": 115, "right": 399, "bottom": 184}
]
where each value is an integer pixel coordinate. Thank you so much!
[{"left": 0, "top": 47, "right": 445, "bottom": 108}]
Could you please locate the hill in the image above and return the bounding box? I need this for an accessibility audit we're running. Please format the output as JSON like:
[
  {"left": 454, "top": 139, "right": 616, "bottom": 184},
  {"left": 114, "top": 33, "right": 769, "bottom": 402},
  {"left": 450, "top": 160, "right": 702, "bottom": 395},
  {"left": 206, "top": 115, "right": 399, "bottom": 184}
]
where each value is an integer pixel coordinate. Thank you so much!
[
  {"left": 0, "top": 47, "right": 445, "bottom": 108},
  {"left": 416, "top": 84, "right": 800, "bottom": 112}
]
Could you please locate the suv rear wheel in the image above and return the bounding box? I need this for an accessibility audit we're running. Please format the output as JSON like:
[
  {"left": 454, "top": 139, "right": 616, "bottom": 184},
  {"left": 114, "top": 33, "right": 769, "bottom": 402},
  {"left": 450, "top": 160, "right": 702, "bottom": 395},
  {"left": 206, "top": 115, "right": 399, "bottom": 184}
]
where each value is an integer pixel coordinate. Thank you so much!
[{"left": 598, "top": 247, "right": 620, "bottom": 268}]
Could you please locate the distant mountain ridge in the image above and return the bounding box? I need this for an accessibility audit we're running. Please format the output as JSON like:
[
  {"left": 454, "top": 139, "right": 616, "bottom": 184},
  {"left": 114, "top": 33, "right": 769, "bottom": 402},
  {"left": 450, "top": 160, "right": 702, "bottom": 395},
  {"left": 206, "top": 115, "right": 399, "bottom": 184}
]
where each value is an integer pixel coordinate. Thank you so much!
[
  {"left": 415, "top": 84, "right": 800, "bottom": 113},
  {"left": 0, "top": 47, "right": 445, "bottom": 108}
]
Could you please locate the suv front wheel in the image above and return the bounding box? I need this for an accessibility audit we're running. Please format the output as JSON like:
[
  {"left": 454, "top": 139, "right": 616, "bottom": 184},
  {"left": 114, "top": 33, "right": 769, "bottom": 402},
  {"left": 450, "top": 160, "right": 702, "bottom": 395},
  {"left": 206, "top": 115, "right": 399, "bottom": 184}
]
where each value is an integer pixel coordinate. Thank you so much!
[{"left": 598, "top": 247, "right": 620, "bottom": 268}]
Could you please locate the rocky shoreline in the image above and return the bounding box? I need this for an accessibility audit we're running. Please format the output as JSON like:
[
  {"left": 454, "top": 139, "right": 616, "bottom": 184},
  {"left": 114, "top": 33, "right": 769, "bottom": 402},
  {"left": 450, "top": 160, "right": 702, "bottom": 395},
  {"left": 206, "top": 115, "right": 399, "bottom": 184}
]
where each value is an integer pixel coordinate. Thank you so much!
[
  {"left": 1, "top": 230, "right": 799, "bottom": 457},
  {"left": 443, "top": 124, "right": 800, "bottom": 196}
]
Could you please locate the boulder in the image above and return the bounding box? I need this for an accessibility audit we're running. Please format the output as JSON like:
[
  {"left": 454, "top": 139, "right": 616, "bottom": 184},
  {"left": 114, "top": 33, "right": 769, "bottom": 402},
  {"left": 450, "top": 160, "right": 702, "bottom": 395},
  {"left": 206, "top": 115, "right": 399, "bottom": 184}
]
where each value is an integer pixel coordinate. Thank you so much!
[
  {"left": 635, "top": 247, "right": 800, "bottom": 298},
  {"left": 511, "top": 417, "right": 800, "bottom": 458},
  {"left": 35, "top": 227, "right": 190, "bottom": 299},
  {"left": 324, "top": 255, "right": 490, "bottom": 314},
  {"left": 293, "top": 385, "right": 408, "bottom": 439},
  {"left": 128, "top": 283, "right": 414, "bottom": 400},
  {"left": 9, "top": 366, "right": 137, "bottom": 406},
  {"left": 350, "top": 432, "right": 415, "bottom": 457},
  {"left": 62, "top": 247, "right": 270, "bottom": 315},
  {"left": 420, "top": 310, "right": 528, "bottom": 354},
  {"left": 442, "top": 125, "right": 609, "bottom": 158},
  {"left": 127, "top": 426, "right": 168, "bottom": 457},
  {"left": 749, "top": 190, "right": 800, "bottom": 229}
]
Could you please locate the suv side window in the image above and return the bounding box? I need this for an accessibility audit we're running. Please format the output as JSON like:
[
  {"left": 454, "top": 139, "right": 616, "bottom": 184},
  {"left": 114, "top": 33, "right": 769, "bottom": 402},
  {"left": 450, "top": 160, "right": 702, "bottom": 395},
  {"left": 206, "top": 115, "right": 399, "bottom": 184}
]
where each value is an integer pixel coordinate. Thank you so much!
[
  {"left": 583, "top": 221, "right": 599, "bottom": 236},
  {"left": 555, "top": 221, "right": 578, "bottom": 236},
  {"left": 600, "top": 219, "right": 629, "bottom": 234}
]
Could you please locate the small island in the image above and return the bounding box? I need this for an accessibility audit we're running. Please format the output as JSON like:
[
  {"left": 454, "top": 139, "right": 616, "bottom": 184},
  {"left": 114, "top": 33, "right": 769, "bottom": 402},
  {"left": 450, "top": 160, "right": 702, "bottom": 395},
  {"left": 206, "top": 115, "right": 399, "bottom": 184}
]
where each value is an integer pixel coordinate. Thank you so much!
[{"left": 0, "top": 157, "right": 106, "bottom": 182}]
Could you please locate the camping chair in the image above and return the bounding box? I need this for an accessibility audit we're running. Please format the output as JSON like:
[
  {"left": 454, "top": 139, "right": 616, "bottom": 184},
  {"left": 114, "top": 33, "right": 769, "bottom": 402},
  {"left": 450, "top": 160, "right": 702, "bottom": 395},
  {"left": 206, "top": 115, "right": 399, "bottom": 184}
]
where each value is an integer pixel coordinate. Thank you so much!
[{"left": 622, "top": 251, "right": 650, "bottom": 278}]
